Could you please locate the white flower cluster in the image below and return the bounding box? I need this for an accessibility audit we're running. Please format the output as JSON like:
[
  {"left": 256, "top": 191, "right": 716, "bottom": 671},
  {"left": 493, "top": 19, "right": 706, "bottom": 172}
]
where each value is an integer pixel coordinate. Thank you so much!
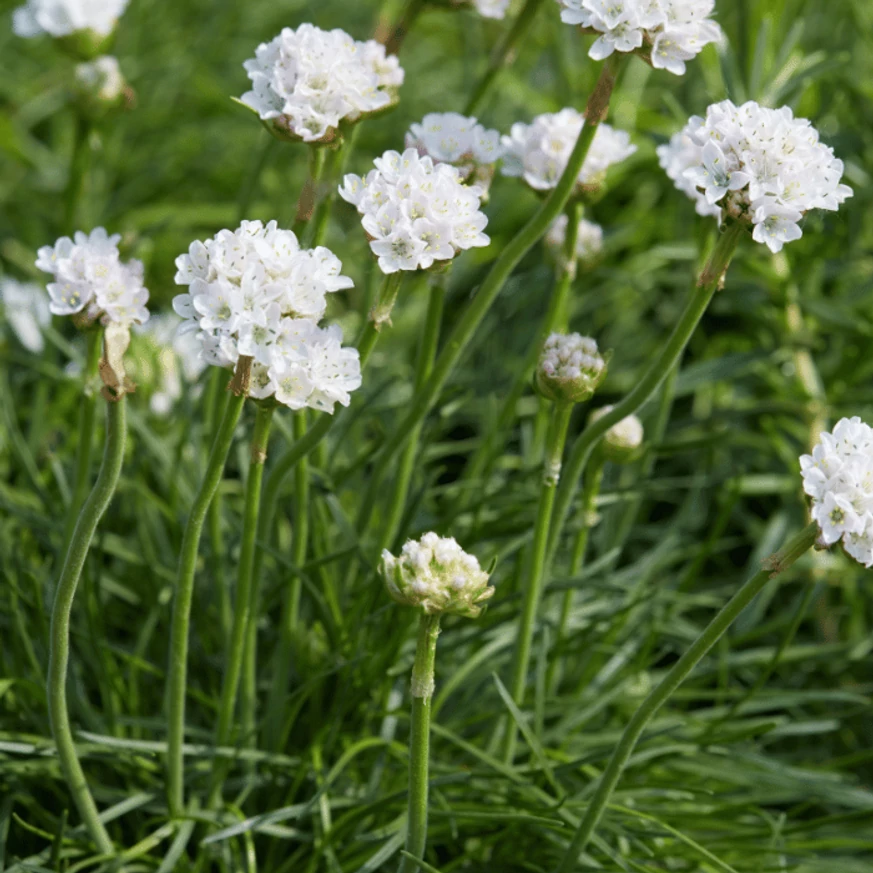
[
  {"left": 801, "top": 417, "right": 873, "bottom": 568},
  {"left": 536, "top": 332, "right": 607, "bottom": 404},
  {"left": 502, "top": 109, "right": 636, "bottom": 193},
  {"left": 657, "top": 129, "right": 721, "bottom": 218},
  {"left": 339, "top": 149, "right": 491, "bottom": 274},
  {"left": 381, "top": 532, "right": 495, "bottom": 618},
  {"left": 658, "top": 100, "right": 853, "bottom": 253},
  {"left": 546, "top": 214, "right": 604, "bottom": 262},
  {"left": 406, "top": 112, "right": 504, "bottom": 188},
  {"left": 241, "top": 24, "right": 404, "bottom": 144},
  {"left": 172, "top": 220, "right": 361, "bottom": 413},
  {"left": 75, "top": 55, "right": 125, "bottom": 102},
  {"left": 0, "top": 278, "right": 51, "bottom": 354},
  {"left": 555, "top": 0, "right": 723, "bottom": 75},
  {"left": 469, "top": 0, "right": 512, "bottom": 19},
  {"left": 35, "top": 228, "right": 149, "bottom": 326},
  {"left": 13, "top": 0, "right": 128, "bottom": 38},
  {"left": 590, "top": 403, "right": 644, "bottom": 461}
]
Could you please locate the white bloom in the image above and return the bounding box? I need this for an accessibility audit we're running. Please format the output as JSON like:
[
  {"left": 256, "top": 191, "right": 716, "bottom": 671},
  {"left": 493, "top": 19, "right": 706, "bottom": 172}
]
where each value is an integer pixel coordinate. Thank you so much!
[
  {"left": 75, "top": 55, "right": 125, "bottom": 102},
  {"left": 501, "top": 108, "right": 636, "bottom": 193},
  {"left": 172, "top": 220, "right": 361, "bottom": 413},
  {"left": 660, "top": 100, "right": 853, "bottom": 253},
  {"left": 35, "top": 228, "right": 149, "bottom": 326},
  {"left": 339, "top": 148, "right": 491, "bottom": 274},
  {"left": 801, "top": 417, "right": 873, "bottom": 567},
  {"left": 536, "top": 332, "right": 607, "bottom": 404},
  {"left": 241, "top": 24, "right": 404, "bottom": 143},
  {"left": 0, "top": 278, "right": 51, "bottom": 353},
  {"left": 471, "top": 0, "right": 511, "bottom": 19},
  {"left": 546, "top": 214, "right": 604, "bottom": 261},
  {"left": 380, "top": 532, "right": 495, "bottom": 618},
  {"left": 13, "top": 0, "right": 128, "bottom": 37},
  {"left": 590, "top": 403, "right": 644, "bottom": 460},
  {"left": 555, "top": 0, "right": 723, "bottom": 75}
]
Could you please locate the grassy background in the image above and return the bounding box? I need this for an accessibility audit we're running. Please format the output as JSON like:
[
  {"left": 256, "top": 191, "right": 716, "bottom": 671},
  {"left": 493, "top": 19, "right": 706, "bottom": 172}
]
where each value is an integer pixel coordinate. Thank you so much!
[{"left": 2, "top": 0, "right": 873, "bottom": 870}]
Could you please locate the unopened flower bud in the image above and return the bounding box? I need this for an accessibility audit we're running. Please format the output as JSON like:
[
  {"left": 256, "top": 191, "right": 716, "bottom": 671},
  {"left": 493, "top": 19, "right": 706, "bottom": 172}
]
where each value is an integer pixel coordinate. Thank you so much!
[
  {"left": 535, "top": 332, "right": 607, "bottom": 405},
  {"left": 380, "top": 533, "right": 495, "bottom": 619},
  {"left": 74, "top": 56, "right": 131, "bottom": 116},
  {"left": 590, "top": 404, "right": 644, "bottom": 463}
]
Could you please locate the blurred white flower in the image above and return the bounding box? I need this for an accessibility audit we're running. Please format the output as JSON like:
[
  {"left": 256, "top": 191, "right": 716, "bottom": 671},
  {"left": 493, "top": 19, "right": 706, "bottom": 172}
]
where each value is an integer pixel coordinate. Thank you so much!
[
  {"left": 501, "top": 108, "right": 636, "bottom": 193},
  {"left": 555, "top": 0, "right": 723, "bottom": 74},
  {"left": 658, "top": 100, "right": 853, "bottom": 253},
  {"left": 0, "top": 278, "right": 51, "bottom": 354},
  {"left": 172, "top": 220, "right": 361, "bottom": 413},
  {"left": 339, "top": 148, "right": 490, "bottom": 274},
  {"left": 75, "top": 55, "right": 125, "bottom": 102},
  {"left": 545, "top": 214, "right": 604, "bottom": 262},
  {"left": 13, "top": 0, "right": 128, "bottom": 38},
  {"left": 801, "top": 417, "right": 873, "bottom": 567},
  {"left": 470, "top": 0, "right": 511, "bottom": 19},
  {"left": 536, "top": 332, "right": 606, "bottom": 404},
  {"left": 241, "top": 24, "right": 404, "bottom": 144},
  {"left": 35, "top": 228, "right": 149, "bottom": 326}
]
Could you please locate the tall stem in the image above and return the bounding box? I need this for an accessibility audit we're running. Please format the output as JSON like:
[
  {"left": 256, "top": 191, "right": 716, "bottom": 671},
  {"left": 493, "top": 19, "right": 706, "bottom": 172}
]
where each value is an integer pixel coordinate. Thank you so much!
[
  {"left": 308, "top": 143, "right": 346, "bottom": 248},
  {"left": 503, "top": 400, "right": 573, "bottom": 763},
  {"left": 48, "top": 395, "right": 126, "bottom": 855},
  {"left": 166, "top": 358, "right": 251, "bottom": 817},
  {"left": 553, "top": 522, "right": 818, "bottom": 872},
  {"left": 63, "top": 112, "right": 92, "bottom": 234},
  {"left": 363, "top": 57, "right": 623, "bottom": 521},
  {"left": 548, "top": 221, "right": 745, "bottom": 563},
  {"left": 291, "top": 146, "right": 326, "bottom": 238},
  {"left": 383, "top": 0, "right": 427, "bottom": 56},
  {"left": 398, "top": 613, "right": 441, "bottom": 873},
  {"left": 209, "top": 403, "right": 273, "bottom": 805}
]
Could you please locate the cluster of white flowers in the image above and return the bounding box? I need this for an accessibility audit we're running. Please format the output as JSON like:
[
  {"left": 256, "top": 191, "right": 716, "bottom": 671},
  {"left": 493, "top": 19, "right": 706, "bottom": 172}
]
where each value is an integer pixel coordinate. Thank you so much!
[
  {"left": 536, "top": 332, "right": 607, "bottom": 404},
  {"left": 657, "top": 129, "right": 722, "bottom": 218},
  {"left": 502, "top": 109, "right": 636, "bottom": 193},
  {"left": 75, "top": 55, "right": 126, "bottom": 103},
  {"left": 546, "top": 214, "right": 604, "bottom": 262},
  {"left": 801, "top": 417, "right": 873, "bottom": 568},
  {"left": 0, "top": 278, "right": 51, "bottom": 354},
  {"left": 172, "top": 220, "right": 361, "bottom": 413},
  {"left": 13, "top": 0, "right": 128, "bottom": 38},
  {"left": 469, "top": 0, "right": 512, "bottom": 19},
  {"left": 658, "top": 100, "right": 853, "bottom": 253},
  {"left": 590, "top": 404, "right": 644, "bottom": 461},
  {"left": 339, "top": 149, "right": 491, "bottom": 274},
  {"left": 35, "top": 228, "right": 149, "bottom": 326},
  {"left": 381, "top": 532, "right": 495, "bottom": 619},
  {"left": 241, "top": 24, "right": 404, "bottom": 144},
  {"left": 555, "top": 0, "right": 723, "bottom": 75},
  {"left": 406, "top": 112, "right": 504, "bottom": 188}
]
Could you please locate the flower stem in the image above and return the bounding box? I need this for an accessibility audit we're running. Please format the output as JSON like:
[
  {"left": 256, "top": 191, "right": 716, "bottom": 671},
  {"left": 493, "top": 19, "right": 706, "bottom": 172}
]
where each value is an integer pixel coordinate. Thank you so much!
[
  {"left": 308, "top": 143, "right": 346, "bottom": 248},
  {"left": 362, "top": 56, "right": 623, "bottom": 524},
  {"left": 63, "top": 111, "right": 92, "bottom": 234},
  {"left": 208, "top": 402, "right": 273, "bottom": 806},
  {"left": 502, "top": 400, "right": 574, "bottom": 763},
  {"left": 48, "top": 395, "right": 126, "bottom": 855},
  {"left": 398, "top": 612, "right": 441, "bottom": 873},
  {"left": 548, "top": 221, "right": 745, "bottom": 564},
  {"left": 383, "top": 0, "right": 427, "bottom": 56},
  {"left": 166, "top": 358, "right": 250, "bottom": 818},
  {"left": 552, "top": 521, "right": 819, "bottom": 872},
  {"left": 464, "top": 0, "right": 548, "bottom": 115}
]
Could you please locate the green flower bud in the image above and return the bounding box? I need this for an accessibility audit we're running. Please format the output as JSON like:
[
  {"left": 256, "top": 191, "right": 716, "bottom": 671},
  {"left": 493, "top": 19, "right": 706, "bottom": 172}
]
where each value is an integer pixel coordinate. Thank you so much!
[
  {"left": 590, "top": 404, "right": 644, "bottom": 463},
  {"left": 535, "top": 332, "right": 607, "bottom": 405}
]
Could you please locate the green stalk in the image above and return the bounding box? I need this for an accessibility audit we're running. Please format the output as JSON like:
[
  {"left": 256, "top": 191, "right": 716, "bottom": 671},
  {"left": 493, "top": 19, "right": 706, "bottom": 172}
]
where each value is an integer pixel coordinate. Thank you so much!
[
  {"left": 307, "top": 143, "right": 346, "bottom": 248},
  {"left": 553, "top": 522, "right": 819, "bottom": 872},
  {"left": 503, "top": 400, "right": 574, "bottom": 763},
  {"left": 292, "top": 146, "right": 326, "bottom": 239},
  {"left": 548, "top": 221, "right": 745, "bottom": 563},
  {"left": 384, "top": 0, "right": 427, "bottom": 56},
  {"left": 166, "top": 358, "right": 251, "bottom": 817},
  {"left": 208, "top": 403, "right": 273, "bottom": 806},
  {"left": 63, "top": 112, "right": 92, "bottom": 234},
  {"left": 398, "top": 613, "right": 441, "bottom": 873},
  {"left": 362, "top": 57, "right": 623, "bottom": 525},
  {"left": 465, "top": 0, "right": 548, "bottom": 115},
  {"left": 48, "top": 395, "right": 126, "bottom": 855}
]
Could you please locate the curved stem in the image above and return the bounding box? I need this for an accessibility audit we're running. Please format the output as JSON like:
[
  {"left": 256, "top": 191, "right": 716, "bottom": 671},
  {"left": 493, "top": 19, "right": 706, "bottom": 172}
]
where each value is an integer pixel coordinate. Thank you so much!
[
  {"left": 548, "top": 221, "right": 745, "bottom": 563},
  {"left": 166, "top": 360, "right": 250, "bottom": 817},
  {"left": 398, "top": 613, "right": 441, "bottom": 873},
  {"left": 553, "top": 522, "right": 818, "bottom": 872},
  {"left": 503, "top": 400, "right": 573, "bottom": 763},
  {"left": 209, "top": 403, "right": 273, "bottom": 805},
  {"left": 48, "top": 396, "right": 126, "bottom": 855}
]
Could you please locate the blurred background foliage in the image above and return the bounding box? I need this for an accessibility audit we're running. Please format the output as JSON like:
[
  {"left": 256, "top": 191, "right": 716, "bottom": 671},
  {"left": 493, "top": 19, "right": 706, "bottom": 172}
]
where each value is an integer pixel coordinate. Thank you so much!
[{"left": 1, "top": 0, "right": 873, "bottom": 870}]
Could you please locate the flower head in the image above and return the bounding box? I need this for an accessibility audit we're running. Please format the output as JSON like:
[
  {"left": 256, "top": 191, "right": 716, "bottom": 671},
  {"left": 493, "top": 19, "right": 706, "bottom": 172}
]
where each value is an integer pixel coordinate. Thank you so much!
[
  {"left": 35, "top": 228, "right": 149, "bottom": 326},
  {"left": 469, "top": 0, "right": 512, "bottom": 19},
  {"left": 545, "top": 214, "right": 604, "bottom": 263},
  {"left": 339, "top": 148, "right": 491, "bottom": 274},
  {"left": 501, "top": 108, "right": 636, "bottom": 194},
  {"left": 172, "top": 220, "right": 361, "bottom": 413},
  {"left": 659, "top": 100, "right": 853, "bottom": 252},
  {"left": 535, "top": 332, "right": 607, "bottom": 404},
  {"left": 380, "top": 532, "right": 495, "bottom": 618},
  {"left": 801, "top": 417, "right": 873, "bottom": 568},
  {"left": 241, "top": 24, "right": 404, "bottom": 144},
  {"left": 555, "top": 0, "right": 723, "bottom": 75},
  {"left": 13, "top": 0, "right": 128, "bottom": 39},
  {"left": 0, "top": 278, "right": 51, "bottom": 354},
  {"left": 590, "top": 404, "right": 644, "bottom": 462}
]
